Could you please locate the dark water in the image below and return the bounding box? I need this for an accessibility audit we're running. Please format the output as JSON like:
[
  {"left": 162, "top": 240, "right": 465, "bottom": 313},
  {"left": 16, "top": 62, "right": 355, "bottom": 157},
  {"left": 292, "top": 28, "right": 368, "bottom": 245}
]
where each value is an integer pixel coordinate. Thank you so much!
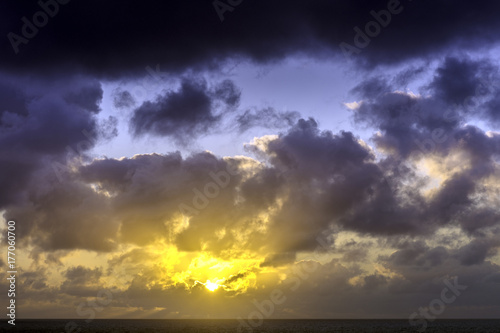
[{"left": 2, "top": 319, "right": 499, "bottom": 332}]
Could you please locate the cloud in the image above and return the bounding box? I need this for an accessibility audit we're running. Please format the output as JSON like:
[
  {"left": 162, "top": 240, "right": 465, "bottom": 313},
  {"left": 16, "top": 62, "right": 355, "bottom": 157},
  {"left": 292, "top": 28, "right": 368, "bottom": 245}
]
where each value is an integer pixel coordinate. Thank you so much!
[
  {"left": 455, "top": 239, "right": 499, "bottom": 266},
  {"left": 260, "top": 252, "right": 296, "bottom": 267},
  {"left": 61, "top": 118, "right": 382, "bottom": 254},
  {"left": 112, "top": 89, "right": 136, "bottom": 109},
  {"left": 3, "top": 1, "right": 500, "bottom": 76},
  {"left": 60, "top": 266, "right": 104, "bottom": 296},
  {"left": 350, "top": 57, "right": 500, "bottom": 158},
  {"left": 244, "top": 118, "right": 392, "bottom": 247},
  {"left": 384, "top": 241, "right": 448, "bottom": 267},
  {"left": 72, "top": 110, "right": 497, "bottom": 256},
  {"left": 1, "top": 3, "right": 500, "bottom": 318},
  {"left": 236, "top": 107, "right": 300, "bottom": 133},
  {"left": 0, "top": 73, "right": 125, "bottom": 254},
  {"left": 391, "top": 66, "right": 425, "bottom": 87},
  {"left": 129, "top": 78, "right": 240, "bottom": 144},
  {"left": 0, "top": 64, "right": 498, "bottom": 316},
  {"left": 342, "top": 60, "right": 500, "bottom": 241},
  {"left": 427, "top": 56, "right": 496, "bottom": 105},
  {"left": 211, "top": 79, "right": 241, "bottom": 107},
  {"left": 7, "top": 175, "right": 119, "bottom": 252},
  {"left": 350, "top": 76, "right": 392, "bottom": 99},
  {"left": 484, "top": 94, "right": 500, "bottom": 125},
  {"left": 64, "top": 80, "right": 103, "bottom": 113},
  {"left": 78, "top": 151, "right": 253, "bottom": 251},
  {"left": 0, "top": 75, "right": 104, "bottom": 207}
]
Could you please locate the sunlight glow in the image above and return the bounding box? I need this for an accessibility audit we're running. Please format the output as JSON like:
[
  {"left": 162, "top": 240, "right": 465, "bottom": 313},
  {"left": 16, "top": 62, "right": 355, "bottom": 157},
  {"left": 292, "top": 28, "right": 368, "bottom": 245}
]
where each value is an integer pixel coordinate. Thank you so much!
[{"left": 205, "top": 280, "right": 219, "bottom": 292}]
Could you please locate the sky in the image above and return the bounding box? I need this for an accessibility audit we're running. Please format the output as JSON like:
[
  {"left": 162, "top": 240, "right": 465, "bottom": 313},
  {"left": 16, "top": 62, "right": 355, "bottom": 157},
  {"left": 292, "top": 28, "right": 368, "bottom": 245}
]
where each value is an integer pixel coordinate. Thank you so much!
[{"left": 1, "top": 0, "right": 500, "bottom": 325}]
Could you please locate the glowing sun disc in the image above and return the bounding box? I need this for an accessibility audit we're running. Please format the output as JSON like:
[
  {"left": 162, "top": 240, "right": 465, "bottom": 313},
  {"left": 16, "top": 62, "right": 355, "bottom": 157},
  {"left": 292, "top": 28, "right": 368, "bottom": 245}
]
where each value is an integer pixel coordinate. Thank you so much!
[{"left": 205, "top": 280, "right": 219, "bottom": 291}]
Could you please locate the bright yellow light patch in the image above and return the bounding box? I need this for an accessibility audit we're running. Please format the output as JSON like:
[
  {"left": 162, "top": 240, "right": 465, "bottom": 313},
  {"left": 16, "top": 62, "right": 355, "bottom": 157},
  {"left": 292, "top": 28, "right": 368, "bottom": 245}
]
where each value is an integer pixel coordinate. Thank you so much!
[
  {"left": 136, "top": 241, "right": 263, "bottom": 294},
  {"left": 205, "top": 280, "right": 219, "bottom": 291}
]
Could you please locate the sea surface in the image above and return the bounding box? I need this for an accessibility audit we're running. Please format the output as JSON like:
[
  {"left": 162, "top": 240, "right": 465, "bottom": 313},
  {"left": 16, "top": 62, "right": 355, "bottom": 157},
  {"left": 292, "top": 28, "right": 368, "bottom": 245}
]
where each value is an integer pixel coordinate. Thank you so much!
[{"left": 2, "top": 319, "right": 499, "bottom": 332}]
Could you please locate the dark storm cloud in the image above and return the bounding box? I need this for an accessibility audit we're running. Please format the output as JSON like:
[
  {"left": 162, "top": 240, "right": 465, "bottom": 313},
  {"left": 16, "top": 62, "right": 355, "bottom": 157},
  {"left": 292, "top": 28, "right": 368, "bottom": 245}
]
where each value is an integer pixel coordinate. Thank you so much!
[
  {"left": 350, "top": 77, "right": 392, "bottom": 100},
  {"left": 0, "top": 80, "right": 30, "bottom": 122},
  {"left": 2, "top": 1, "right": 500, "bottom": 76},
  {"left": 113, "top": 89, "right": 136, "bottom": 109},
  {"left": 362, "top": 274, "right": 387, "bottom": 292},
  {"left": 262, "top": 118, "right": 375, "bottom": 178},
  {"left": 64, "top": 266, "right": 102, "bottom": 285},
  {"left": 70, "top": 118, "right": 390, "bottom": 253},
  {"left": 2, "top": 108, "right": 499, "bottom": 318},
  {"left": 64, "top": 80, "right": 103, "bottom": 113},
  {"left": 211, "top": 79, "right": 241, "bottom": 107},
  {"left": 427, "top": 56, "right": 500, "bottom": 128},
  {"left": 483, "top": 93, "right": 500, "bottom": 125},
  {"left": 8, "top": 176, "right": 119, "bottom": 252},
  {"left": 59, "top": 266, "right": 107, "bottom": 297},
  {"left": 130, "top": 78, "right": 240, "bottom": 143},
  {"left": 391, "top": 66, "right": 425, "bottom": 88},
  {"left": 97, "top": 115, "right": 119, "bottom": 141},
  {"left": 21, "top": 270, "right": 49, "bottom": 291},
  {"left": 245, "top": 118, "right": 398, "bottom": 248},
  {"left": 78, "top": 151, "right": 249, "bottom": 249},
  {"left": 370, "top": 245, "right": 500, "bottom": 319},
  {"left": 242, "top": 113, "right": 496, "bottom": 242},
  {"left": 351, "top": 57, "right": 500, "bottom": 158},
  {"left": 260, "top": 252, "right": 296, "bottom": 268},
  {"left": 236, "top": 107, "right": 300, "bottom": 133},
  {"left": 428, "top": 57, "right": 495, "bottom": 106},
  {"left": 341, "top": 247, "right": 368, "bottom": 262},
  {"left": 3, "top": 60, "right": 498, "bottom": 258},
  {"left": 384, "top": 241, "right": 449, "bottom": 267},
  {"left": 0, "top": 75, "right": 103, "bottom": 208},
  {"left": 344, "top": 57, "right": 500, "bottom": 240},
  {"left": 419, "top": 126, "right": 500, "bottom": 235},
  {"left": 0, "top": 74, "right": 124, "bottom": 254},
  {"left": 455, "top": 239, "right": 498, "bottom": 266},
  {"left": 379, "top": 239, "right": 499, "bottom": 287},
  {"left": 1, "top": 1, "right": 500, "bottom": 320}
]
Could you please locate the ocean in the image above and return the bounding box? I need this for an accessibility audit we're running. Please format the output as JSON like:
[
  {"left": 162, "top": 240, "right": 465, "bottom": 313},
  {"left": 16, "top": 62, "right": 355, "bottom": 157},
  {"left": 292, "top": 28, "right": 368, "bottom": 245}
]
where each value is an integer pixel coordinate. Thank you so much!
[{"left": 2, "top": 319, "right": 499, "bottom": 332}]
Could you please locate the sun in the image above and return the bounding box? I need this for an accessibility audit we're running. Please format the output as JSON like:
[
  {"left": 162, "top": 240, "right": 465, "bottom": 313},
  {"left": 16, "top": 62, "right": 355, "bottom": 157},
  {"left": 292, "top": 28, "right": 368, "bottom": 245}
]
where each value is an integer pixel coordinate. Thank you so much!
[{"left": 205, "top": 280, "right": 219, "bottom": 292}]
